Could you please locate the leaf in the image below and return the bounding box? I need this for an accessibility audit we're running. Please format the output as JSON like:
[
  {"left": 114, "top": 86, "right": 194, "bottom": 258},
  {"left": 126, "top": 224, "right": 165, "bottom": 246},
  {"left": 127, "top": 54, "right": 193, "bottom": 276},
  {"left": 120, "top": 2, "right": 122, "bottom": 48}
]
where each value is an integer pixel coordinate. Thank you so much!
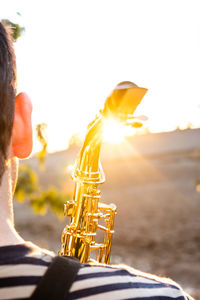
[{"left": 15, "top": 165, "right": 39, "bottom": 201}]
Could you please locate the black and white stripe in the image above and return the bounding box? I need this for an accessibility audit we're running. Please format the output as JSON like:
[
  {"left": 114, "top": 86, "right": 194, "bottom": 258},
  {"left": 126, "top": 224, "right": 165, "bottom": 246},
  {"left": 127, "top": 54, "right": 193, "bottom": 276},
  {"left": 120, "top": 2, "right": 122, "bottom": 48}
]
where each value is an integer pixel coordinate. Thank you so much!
[
  {"left": 67, "top": 265, "right": 188, "bottom": 300},
  {"left": 0, "top": 243, "right": 193, "bottom": 300},
  {"left": 0, "top": 243, "right": 52, "bottom": 299}
]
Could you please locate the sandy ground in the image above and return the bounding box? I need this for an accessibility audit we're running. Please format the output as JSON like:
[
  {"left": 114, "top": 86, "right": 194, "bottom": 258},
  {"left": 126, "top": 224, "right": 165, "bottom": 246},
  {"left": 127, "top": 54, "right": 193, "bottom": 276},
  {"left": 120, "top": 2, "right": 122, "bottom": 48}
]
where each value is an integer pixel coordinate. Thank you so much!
[{"left": 14, "top": 129, "right": 200, "bottom": 299}]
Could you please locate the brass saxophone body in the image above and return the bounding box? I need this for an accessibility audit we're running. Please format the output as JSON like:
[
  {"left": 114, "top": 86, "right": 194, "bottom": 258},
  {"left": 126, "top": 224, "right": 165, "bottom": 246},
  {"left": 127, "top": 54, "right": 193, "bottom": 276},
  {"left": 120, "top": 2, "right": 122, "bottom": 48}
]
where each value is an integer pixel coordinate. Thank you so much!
[{"left": 59, "top": 81, "right": 147, "bottom": 264}]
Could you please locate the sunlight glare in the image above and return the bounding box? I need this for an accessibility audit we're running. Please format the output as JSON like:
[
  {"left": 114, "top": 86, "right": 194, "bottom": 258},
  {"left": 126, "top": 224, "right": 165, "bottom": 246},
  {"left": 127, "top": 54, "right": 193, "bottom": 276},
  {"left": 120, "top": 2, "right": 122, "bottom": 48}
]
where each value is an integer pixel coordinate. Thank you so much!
[
  {"left": 103, "top": 119, "right": 134, "bottom": 144},
  {"left": 65, "top": 164, "right": 75, "bottom": 174}
]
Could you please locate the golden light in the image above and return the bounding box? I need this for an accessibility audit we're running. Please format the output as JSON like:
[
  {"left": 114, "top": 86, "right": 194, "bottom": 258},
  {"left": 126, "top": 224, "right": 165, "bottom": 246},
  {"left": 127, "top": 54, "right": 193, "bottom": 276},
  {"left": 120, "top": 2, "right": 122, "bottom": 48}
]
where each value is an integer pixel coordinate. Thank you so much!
[
  {"left": 196, "top": 184, "right": 200, "bottom": 193},
  {"left": 103, "top": 118, "right": 135, "bottom": 144},
  {"left": 65, "top": 164, "right": 75, "bottom": 174}
]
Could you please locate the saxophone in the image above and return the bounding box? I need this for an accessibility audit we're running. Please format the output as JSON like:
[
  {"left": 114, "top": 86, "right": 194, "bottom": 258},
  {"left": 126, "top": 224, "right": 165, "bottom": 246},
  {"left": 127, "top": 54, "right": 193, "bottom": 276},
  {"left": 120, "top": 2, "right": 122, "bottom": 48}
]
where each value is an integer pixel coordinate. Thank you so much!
[{"left": 59, "top": 81, "right": 147, "bottom": 264}]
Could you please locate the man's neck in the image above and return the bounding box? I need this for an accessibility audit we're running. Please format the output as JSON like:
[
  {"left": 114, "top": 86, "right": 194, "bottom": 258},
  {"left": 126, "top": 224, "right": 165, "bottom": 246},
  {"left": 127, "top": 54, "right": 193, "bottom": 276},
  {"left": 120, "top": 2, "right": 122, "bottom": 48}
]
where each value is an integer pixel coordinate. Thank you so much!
[{"left": 0, "top": 159, "right": 24, "bottom": 246}]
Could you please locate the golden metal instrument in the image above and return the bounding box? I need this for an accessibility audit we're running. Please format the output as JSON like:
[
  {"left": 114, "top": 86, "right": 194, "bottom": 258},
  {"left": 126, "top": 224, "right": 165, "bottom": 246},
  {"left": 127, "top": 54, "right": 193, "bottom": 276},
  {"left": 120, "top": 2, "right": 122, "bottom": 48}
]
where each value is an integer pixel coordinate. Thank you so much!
[{"left": 59, "top": 81, "right": 147, "bottom": 264}]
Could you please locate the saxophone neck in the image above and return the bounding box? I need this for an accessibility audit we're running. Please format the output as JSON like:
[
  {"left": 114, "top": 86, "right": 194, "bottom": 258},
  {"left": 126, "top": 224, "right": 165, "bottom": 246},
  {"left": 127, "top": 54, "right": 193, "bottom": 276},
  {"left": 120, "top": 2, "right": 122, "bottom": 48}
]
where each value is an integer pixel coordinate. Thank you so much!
[{"left": 73, "top": 114, "right": 105, "bottom": 184}]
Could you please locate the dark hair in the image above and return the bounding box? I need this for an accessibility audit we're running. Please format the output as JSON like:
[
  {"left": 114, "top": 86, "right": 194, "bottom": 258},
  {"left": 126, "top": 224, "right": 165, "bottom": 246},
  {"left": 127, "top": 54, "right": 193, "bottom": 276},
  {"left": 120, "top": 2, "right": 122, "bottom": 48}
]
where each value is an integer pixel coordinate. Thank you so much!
[{"left": 0, "top": 22, "right": 16, "bottom": 183}]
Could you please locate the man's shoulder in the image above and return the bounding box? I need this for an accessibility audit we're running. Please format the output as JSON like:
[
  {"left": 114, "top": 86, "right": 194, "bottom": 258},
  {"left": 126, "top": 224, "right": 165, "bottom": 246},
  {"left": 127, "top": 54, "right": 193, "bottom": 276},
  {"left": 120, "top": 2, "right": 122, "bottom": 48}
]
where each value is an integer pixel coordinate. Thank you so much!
[
  {"left": 68, "top": 263, "right": 193, "bottom": 300},
  {"left": 2, "top": 242, "right": 191, "bottom": 300}
]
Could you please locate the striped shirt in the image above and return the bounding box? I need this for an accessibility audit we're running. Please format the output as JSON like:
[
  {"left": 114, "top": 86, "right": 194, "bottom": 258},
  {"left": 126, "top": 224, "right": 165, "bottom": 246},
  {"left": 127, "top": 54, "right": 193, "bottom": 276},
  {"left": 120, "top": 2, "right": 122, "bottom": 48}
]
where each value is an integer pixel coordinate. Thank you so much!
[{"left": 0, "top": 242, "right": 192, "bottom": 300}]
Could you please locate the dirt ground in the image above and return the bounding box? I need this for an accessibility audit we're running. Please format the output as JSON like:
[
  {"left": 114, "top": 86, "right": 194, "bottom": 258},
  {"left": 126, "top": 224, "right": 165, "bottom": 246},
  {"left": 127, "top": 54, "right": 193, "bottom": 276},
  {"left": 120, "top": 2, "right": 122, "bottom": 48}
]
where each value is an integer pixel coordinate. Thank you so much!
[{"left": 14, "top": 131, "right": 200, "bottom": 299}]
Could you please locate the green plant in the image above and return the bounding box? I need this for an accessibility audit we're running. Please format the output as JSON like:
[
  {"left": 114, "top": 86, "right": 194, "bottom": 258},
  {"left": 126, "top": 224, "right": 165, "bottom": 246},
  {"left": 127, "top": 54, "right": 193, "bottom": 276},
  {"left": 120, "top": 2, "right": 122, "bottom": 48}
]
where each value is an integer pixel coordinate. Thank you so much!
[
  {"left": 36, "top": 123, "right": 48, "bottom": 171},
  {"left": 15, "top": 165, "right": 38, "bottom": 202},
  {"left": 15, "top": 164, "right": 70, "bottom": 218}
]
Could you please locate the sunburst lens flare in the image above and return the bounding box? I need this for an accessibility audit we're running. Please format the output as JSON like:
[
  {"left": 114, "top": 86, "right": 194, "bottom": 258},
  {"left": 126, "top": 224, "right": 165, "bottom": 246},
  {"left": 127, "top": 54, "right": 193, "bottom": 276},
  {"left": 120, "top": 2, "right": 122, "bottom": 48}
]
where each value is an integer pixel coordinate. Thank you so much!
[{"left": 103, "top": 118, "right": 135, "bottom": 144}]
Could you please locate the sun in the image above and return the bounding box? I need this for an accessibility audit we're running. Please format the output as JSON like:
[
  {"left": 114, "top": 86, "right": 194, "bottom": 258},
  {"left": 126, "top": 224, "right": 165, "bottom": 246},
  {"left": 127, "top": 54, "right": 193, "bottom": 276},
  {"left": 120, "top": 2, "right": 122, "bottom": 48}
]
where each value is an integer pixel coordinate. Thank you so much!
[{"left": 103, "top": 119, "right": 134, "bottom": 144}]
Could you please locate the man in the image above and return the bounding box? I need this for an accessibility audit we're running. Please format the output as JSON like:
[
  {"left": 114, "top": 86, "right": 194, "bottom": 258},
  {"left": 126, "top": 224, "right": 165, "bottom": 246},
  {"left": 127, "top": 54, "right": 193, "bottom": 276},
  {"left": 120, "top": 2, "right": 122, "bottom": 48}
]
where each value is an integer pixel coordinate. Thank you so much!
[{"left": 0, "top": 22, "right": 193, "bottom": 300}]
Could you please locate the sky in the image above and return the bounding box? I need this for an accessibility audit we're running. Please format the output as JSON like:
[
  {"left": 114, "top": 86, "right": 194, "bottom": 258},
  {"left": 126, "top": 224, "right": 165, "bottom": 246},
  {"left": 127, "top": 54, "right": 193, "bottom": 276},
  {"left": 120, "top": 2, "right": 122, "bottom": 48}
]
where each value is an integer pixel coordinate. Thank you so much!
[{"left": 0, "top": 0, "right": 200, "bottom": 152}]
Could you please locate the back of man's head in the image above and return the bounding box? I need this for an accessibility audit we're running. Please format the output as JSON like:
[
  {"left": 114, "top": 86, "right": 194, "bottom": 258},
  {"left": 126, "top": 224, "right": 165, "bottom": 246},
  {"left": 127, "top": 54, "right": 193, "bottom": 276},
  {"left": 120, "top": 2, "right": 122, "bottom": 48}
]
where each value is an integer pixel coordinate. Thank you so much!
[{"left": 0, "top": 22, "right": 16, "bottom": 184}]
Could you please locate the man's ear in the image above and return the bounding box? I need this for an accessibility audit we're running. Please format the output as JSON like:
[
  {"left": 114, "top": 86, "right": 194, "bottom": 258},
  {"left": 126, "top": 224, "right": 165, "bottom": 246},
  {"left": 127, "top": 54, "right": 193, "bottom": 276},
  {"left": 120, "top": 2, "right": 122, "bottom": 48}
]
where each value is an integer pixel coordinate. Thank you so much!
[{"left": 12, "top": 93, "right": 33, "bottom": 159}]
